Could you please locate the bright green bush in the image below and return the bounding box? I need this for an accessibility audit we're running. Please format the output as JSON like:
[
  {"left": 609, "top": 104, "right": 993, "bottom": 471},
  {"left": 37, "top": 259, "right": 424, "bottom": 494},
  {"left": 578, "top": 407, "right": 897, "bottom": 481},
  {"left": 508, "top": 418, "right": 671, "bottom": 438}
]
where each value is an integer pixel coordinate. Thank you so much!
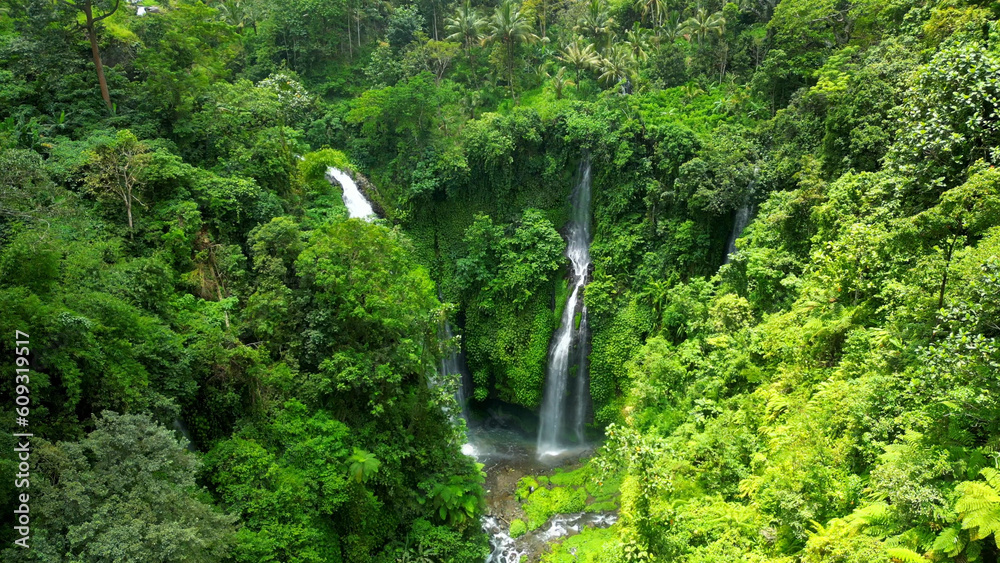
[{"left": 509, "top": 519, "right": 528, "bottom": 538}]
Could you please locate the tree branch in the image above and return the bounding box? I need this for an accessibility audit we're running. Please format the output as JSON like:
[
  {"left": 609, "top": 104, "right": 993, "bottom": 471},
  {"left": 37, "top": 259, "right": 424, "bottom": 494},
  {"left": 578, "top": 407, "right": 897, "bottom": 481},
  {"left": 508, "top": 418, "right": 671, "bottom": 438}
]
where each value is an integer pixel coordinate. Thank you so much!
[{"left": 92, "top": 0, "right": 121, "bottom": 23}]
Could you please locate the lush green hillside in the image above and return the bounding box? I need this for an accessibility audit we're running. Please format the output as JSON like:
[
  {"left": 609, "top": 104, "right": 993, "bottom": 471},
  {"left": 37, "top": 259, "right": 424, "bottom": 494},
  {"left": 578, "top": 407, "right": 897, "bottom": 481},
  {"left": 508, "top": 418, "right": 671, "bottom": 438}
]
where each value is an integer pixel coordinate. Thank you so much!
[{"left": 2, "top": 0, "right": 1000, "bottom": 561}]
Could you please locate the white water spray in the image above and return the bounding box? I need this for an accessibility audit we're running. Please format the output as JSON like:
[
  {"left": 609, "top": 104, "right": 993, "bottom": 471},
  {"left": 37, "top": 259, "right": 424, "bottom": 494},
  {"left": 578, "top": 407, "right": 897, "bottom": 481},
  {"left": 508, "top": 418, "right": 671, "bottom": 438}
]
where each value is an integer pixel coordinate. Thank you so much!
[
  {"left": 724, "top": 168, "right": 759, "bottom": 264},
  {"left": 484, "top": 512, "right": 617, "bottom": 562},
  {"left": 326, "top": 167, "right": 375, "bottom": 220},
  {"left": 537, "top": 159, "right": 593, "bottom": 458},
  {"left": 724, "top": 204, "right": 753, "bottom": 263}
]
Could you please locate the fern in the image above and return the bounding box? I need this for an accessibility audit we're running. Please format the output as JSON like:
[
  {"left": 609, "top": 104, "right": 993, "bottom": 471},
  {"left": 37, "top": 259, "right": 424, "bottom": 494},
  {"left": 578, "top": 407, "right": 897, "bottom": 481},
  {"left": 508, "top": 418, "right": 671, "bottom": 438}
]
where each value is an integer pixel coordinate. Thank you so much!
[
  {"left": 983, "top": 467, "right": 1000, "bottom": 490},
  {"left": 955, "top": 471, "right": 1000, "bottom": 541},
  {"left": 895, "top": 525, "right": 937, "bottom": 551},
  {"left": 885, "top": 547, "right": 925, "bottom": 563},
  {"left": 850, "top": 502, "right": 897, "bottom": 538},
  {"left": 931, "top": 525, "right": 964, "bottom": 558}
]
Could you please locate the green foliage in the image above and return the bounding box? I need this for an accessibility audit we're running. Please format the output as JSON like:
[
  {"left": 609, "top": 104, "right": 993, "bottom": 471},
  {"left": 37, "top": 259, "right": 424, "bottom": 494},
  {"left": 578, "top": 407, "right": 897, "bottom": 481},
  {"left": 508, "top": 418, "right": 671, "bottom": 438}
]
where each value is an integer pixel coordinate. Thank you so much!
[
  {"left": 296, "top": 220, "right": 441, "bottom": 411},
  {"left": 6, "top": 0, "right": 1000, "bottom": 561},
  {"left": 2, "top": 412, "right": 235, "bottom": 562},
  {"left": 349, "top": 448, "right": 382, "bottom": 484},
  {"left": 458, "top": 209, "right": 563, "bottom": 406},
  {"left": 420, "top": 466, "right": 486, "bottom": 526},
  {"left": 517, "top": 462, "right": 620, "bottom": 533},
  {"left": 888, "top": 35, "right": 1000, "bottom": 205},
  {"left": 300, "top": 148, "right": 352, "bottom": 181},
  {"left": 541, "top": 525, "right": 617, "bottom": 562},
  {"left": 524, "top": 486, "right": 588, "bottom": 529},
  {"left": 955, "top": 468, "right": 1000, "bottom": 542},
  {"left": 83, "top": 129, "right": 151, "bottom": 231},
  {"left": 509, "top": 518, "right": 527, "bottom": 538}
]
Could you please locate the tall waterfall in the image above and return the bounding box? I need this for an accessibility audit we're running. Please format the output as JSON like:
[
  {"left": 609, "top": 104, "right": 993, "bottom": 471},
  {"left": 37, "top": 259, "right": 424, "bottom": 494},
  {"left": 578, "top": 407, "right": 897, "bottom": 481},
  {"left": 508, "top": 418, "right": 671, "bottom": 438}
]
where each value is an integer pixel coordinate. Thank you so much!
[
  {"left": 723, "top": 204, "right": 753, "bottom": 264},
  {"left": 441, "top": 320, "right": 472, "bottom": 423},
  {"left": 326, "top": 167, "right": 375, "bottom": 220},
  {"left": 537, "top": 159, "right": 593, "bottom": 457},
  {"left": 724, "top": 169, "right": 759, "bottom": 264}
]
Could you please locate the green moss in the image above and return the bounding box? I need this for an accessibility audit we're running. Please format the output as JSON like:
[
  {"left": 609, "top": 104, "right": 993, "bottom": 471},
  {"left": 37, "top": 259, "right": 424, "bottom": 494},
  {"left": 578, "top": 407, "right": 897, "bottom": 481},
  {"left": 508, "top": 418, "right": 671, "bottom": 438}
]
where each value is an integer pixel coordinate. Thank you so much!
[
  {"left": 465, "top": 278, "right": 558, "bottom": 408},
  {"left": 524, "top": 486, "right": 588, "bottom": 530},
  {"left": 549, "top": 465, "right": 589, "bottom": 487},
  {"left": 585, "top": 471, "right": 623, "bottom": 503},
  {"left": 540, "top": 525, "right": 618, "bottom": 563},
  {"left": 519, "top": 462, "right": 621, "bottom": 530},
  {"left": 584, "top": 501, "right": 618, "bottom": 513},
  {"left": 516, "top": 476, "right": 540, "bottom": 501},
  {"left": 588, "top": 298, "right": 648, "bottom": 423},
  {"left": 509, "top": 519, "right": 527, "bottom": 538}
]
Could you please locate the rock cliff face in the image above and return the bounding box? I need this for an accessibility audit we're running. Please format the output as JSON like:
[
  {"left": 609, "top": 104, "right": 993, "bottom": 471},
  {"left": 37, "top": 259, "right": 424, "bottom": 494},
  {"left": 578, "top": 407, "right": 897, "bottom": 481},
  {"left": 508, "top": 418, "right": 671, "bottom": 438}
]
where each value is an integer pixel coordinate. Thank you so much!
[{"left": 349, "top": 170, "right": 386, "bottom": 218}]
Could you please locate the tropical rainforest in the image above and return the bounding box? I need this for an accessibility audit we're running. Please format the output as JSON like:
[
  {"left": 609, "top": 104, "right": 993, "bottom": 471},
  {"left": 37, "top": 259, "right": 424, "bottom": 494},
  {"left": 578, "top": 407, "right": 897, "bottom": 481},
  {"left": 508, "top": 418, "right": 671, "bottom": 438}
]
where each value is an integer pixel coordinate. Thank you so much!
[{"left": 2, "top": 0, "right": 1000, "bottom": 561}]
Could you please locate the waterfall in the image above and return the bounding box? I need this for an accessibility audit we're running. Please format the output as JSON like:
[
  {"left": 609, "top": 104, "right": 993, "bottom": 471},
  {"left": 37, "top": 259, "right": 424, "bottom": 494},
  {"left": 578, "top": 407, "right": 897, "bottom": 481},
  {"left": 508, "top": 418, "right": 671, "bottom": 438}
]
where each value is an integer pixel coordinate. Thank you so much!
[
  {"left": 723, "top": 204, "right": 753, "bottom": 264},
  {"left": 537, "top": 158, "right": 593, "bottom": 458},
  {"left": 724, "top": 168, "right": 759, "bottom": 264},
  {"left": 172, "top": 417, "right": 195, "bottom": 452},
  {"left": 441, "top": 320, "right": 472, "bottom": 423},
  {"left": 326, "top": 167, "right": 375, "bottom": 220}
]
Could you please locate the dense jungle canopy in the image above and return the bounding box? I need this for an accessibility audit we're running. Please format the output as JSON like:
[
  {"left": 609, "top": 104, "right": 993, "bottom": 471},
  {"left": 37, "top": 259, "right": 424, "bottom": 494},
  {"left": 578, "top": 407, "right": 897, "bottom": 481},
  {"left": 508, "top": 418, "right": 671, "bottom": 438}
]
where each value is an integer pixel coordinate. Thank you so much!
[{"left": 2, "top": 0, "right": 1000, "bottom": 561}]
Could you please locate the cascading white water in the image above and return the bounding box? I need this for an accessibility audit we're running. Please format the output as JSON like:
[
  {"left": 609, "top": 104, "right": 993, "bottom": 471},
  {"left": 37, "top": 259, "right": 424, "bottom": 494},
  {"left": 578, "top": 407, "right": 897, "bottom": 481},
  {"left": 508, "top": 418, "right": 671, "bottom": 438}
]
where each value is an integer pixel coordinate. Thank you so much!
[
  {"left": 326, "top": 167, "right": 375, "bottom": 220},
  {"left": 484, "top": 512, "right": 617, "bottom": 562},
  {"left": 572, "top": 308, "right": 589, "bottom": 444},
  {"left": 723, "top": 204, "right": 753, "bottom": 264},
  {"left": 537, "top": 159, "right": 593, "bottom": 458},
  {"left": 724, "top": 168, "right": 759, "bottom": 264},
  {"left": 483, "top": 516, "right": 527, "bottom": 563},
  {"left": 441, "top": 320, "right": 472, "bottom": 423}
]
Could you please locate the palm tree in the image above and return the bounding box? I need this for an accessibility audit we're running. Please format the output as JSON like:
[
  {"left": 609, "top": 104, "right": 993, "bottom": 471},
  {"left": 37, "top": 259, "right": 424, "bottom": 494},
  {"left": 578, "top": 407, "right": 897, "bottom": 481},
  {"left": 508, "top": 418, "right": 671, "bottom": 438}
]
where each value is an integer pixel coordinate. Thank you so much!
[
  {"left": 549, "top": 67, "right": 573, "bottom": 99},
  {"left": 680, "top": 5, "right": 726, "bottom": 46},
  {"left": 557, "top": 37, "right": 599, "bottom": 95},
  {"left": 634, "top": 0, "right": 665, "bottom": 29},
  {"left": 660, "top": 11, "right": 684, "bottom": 43},
  {"left": 574, "top": 0, "right": 614, "bottom": 50},
  {"left": 486, "top": 0, "right": 539, "bottom": 101},
  {"left": 598, "top": 43, "right": 636, "bottom": 92},
  {"left": 641, "top": 279, "right": 671, "bottom": 327},
  {"left": 445, "top": 1, "right": 485, "bottom": 81},
  {"left": 217, "top": 0, "right": 256, "bottom": 32},
  {"left": 625, "top": 25, "right": 652, "bottom": 64},
  {"left": 682, "top": 82, "right": 705, "bottom": 104}
]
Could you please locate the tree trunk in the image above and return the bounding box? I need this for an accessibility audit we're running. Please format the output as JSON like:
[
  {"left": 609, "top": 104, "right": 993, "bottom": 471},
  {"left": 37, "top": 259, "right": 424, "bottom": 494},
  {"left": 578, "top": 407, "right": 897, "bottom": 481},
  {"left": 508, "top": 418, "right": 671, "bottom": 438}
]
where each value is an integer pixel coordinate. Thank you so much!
[
  {"left": 508, "top": 43, "right": 516, "bottom": 102},
  {"left": 938, "top": 237, "right": 956, "bottom": 310},
  {"left": 83, "top": 3, "right": 112, "bottom": 111},
  {"left": 124, "top": 191, "right": 133, "bottom": 231},
  {"left": 432, "top": 3, "right": 438, "bottom": 40}
]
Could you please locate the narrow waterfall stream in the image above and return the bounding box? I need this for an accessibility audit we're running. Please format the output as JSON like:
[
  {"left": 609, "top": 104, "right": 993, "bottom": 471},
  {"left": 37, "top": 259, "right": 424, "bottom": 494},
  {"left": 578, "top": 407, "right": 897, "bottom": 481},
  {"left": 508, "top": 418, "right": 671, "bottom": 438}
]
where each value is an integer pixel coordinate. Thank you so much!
[
  {"left": 441, "top": 321, "right": 470, "bottom": 422},
  {"left": 724, "top": 204, "right": 753, "bottom": 264},
  {"left": 440, "top": 320, "right": 476, "bottom": 457},
  {"left": 537, "top": 159, "right": 593, "bottom": 458},
  {"left": 724, "top": 169, "right": 758, "bottom": 264},
  {"left": 326, "top": 167, "right": 376, "bottom": 220}
]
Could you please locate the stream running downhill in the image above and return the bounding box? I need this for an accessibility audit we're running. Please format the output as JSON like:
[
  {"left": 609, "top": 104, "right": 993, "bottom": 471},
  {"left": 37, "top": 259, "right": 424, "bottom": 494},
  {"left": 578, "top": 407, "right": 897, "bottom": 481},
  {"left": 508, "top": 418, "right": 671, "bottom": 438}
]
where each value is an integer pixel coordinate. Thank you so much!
[{"left": 327, "top": 167, "right": 375, "bottom": 220}]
